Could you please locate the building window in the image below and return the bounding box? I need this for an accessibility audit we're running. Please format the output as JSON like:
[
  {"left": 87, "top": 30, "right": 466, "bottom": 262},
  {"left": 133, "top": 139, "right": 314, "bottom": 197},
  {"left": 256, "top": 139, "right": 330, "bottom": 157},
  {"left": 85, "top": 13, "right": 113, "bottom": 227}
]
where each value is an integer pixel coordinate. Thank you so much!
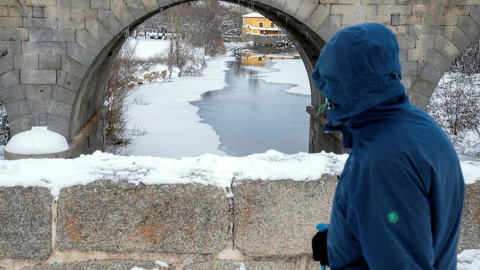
[
  {"left": 258, "top": 57, "right": 262, "bottom": 61},
  {"left": 271, "top": 22, "right": 275, "bottom": 27},
  {"left": 259, "top": 22, "right": 263, "bottom": 27}
]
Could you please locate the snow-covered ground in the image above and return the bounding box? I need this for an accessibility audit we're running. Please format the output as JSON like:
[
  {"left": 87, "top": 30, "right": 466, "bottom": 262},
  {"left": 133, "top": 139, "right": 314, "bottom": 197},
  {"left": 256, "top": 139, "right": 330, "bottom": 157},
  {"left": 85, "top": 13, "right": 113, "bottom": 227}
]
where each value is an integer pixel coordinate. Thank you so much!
[{"left": 120, "top": 55, "right": 235, "bottom": 157}]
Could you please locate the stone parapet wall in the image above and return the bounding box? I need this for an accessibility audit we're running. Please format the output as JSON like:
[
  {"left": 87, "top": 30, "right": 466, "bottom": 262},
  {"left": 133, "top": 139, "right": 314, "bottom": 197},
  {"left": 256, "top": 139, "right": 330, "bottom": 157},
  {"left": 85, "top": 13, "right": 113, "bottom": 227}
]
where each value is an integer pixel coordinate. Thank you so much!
[{"left": 0, "top": 176, "right": 478, "bottom": 270}]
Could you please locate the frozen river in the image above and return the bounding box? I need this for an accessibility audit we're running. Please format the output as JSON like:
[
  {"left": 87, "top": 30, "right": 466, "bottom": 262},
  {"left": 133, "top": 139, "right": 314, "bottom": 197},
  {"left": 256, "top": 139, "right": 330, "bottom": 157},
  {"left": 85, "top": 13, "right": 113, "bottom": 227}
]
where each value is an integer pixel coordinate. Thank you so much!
[{"left": 191, "top": 59, "right": 310, "bottom": 156}]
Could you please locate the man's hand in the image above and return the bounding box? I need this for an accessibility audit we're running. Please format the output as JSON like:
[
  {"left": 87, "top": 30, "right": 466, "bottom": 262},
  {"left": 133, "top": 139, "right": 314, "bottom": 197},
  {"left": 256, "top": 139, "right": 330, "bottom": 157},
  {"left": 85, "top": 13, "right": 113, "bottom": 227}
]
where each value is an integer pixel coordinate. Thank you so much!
[{"left": 312, "top": 223, "right": 329, "bottom": 267}]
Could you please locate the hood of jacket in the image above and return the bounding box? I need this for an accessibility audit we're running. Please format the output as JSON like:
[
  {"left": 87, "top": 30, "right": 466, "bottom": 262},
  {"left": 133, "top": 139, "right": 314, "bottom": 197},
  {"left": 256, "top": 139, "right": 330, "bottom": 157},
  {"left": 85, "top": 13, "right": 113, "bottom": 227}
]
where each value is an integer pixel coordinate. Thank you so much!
[{"left": 311, "top": 22, "right": 407, "bottom": 134}]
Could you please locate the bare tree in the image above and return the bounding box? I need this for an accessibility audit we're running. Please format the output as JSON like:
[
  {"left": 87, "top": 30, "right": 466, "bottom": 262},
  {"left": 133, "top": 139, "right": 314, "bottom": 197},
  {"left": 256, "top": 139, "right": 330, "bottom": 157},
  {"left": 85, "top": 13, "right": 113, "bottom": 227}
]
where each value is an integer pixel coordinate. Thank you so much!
[
  {"left": 104, "top": 40, "right": 138, "bottom": 147},
  {"left": 0, "top": 99, "right": 8, "bottom": 145}
]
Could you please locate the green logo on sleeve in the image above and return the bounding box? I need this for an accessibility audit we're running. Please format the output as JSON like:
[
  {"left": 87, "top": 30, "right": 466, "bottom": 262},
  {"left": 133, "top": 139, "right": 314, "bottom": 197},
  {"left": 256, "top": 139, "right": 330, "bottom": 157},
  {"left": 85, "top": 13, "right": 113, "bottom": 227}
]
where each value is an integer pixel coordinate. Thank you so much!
[{"left": 387, "top": 211, "right": 399, "bottom": 223}]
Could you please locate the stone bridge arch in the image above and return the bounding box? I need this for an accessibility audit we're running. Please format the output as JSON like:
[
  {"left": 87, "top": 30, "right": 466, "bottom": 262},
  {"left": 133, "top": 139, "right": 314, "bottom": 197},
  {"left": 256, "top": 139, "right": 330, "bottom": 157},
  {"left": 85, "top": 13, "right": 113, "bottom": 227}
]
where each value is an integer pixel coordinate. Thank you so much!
[{"left": 1, "top": 0, "right": 480, "bottom": 157}]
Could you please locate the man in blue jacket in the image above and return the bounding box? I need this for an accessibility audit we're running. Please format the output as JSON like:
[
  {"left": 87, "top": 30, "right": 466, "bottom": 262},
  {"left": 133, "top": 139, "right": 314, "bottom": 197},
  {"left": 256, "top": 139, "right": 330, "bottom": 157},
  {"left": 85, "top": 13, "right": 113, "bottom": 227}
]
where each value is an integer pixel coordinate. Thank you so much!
[{"left": 311, "top": 22, "right": 465, "bottom": 269}]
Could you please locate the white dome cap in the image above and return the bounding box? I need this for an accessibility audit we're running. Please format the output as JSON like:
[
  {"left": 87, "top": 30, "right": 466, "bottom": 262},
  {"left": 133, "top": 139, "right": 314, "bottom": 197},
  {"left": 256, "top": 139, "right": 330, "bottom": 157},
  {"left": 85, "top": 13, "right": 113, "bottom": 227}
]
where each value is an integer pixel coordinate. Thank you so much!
[{"left": 5, "top": 127, "right": 69, "bottom": 155}]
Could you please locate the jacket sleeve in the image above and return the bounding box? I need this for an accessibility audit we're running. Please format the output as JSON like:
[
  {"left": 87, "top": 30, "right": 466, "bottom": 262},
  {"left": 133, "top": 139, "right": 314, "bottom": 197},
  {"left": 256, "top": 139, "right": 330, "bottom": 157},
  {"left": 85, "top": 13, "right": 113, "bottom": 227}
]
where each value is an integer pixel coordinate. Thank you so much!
[{"left": 346, "top": 154, "right": 435, "bottom": 270}]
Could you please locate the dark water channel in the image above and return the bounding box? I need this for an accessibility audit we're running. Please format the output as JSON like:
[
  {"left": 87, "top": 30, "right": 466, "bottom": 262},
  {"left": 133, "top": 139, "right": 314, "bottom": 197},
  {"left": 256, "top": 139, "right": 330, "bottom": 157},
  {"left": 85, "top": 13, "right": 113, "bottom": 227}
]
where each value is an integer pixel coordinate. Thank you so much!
[{"left": 191, "top": 59, "right": 310, "bottom": 156}]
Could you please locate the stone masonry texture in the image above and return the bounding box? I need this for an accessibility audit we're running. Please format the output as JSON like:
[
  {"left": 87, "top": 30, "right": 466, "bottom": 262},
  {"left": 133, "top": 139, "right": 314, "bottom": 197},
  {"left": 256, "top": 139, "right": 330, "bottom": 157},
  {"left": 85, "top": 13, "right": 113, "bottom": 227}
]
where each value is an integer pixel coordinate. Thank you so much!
[
  {"left": 458, "top": 181, "right": 480, "bottom": 251},
  {"left": 56, "top": 181, "right": 230, "bottom": 253},
  {"left": 233, "top": 177, "right": 338, "bottom": 257},
  {"left": 1, "top": 0, "right": 480, "bottom": 155},
  {"left": 20, "top": 260, "right": 171, "bottom": 270},
  {"left": 185, "top": 260, "right": 300, "bottom": 270},
  {"left": 0, "top": 187, "right": 52, "bottom": 259}
]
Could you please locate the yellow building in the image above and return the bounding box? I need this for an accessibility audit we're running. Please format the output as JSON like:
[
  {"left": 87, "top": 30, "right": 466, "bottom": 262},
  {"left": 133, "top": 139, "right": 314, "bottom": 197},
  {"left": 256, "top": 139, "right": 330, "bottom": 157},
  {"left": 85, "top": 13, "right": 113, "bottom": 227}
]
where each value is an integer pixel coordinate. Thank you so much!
[
  {"left": 241, "top": 52, "right": 295, "bottom": 66},
  {"left": 242, "top": 12, "right": 282, "bottom": 36}
]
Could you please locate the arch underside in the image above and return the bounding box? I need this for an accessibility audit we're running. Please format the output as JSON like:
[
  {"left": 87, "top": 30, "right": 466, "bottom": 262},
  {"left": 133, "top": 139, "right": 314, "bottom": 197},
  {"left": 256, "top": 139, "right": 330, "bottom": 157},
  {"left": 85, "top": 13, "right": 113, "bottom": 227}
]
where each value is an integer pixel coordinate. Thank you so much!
[{"left": 0, "top": 0, "right": 478, "bottom": 156}]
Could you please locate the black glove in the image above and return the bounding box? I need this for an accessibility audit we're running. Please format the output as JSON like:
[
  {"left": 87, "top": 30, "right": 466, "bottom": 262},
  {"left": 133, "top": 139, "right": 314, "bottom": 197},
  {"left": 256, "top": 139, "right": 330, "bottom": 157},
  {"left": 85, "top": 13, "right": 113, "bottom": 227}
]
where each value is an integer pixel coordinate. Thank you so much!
[{"left": 312, "top": 226, "right": 329, "bottom": 266}]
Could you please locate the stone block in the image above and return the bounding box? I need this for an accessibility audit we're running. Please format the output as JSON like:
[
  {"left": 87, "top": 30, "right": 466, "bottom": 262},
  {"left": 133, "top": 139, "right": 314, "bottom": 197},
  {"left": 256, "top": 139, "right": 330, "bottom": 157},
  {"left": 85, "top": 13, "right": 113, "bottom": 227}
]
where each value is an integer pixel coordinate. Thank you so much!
[
  {"left": 21, "top": 70, "right": 56, "bottom": 84},
  {"left": 58, "top": 18, "right": 86, "bottom": 29},
  {"left": 0, "top": 84, "right": 25, "bottom": 103},
  {"left": 283, "top": 0, "right": 302, "bottom": 16},
  {"left": 30, "top": 111, "right": 47, "bottom": 126},
  {"left": 268, "top": 0, "right": 286, "bottom": 10},
  {"left": 98, "top": 9, "right": 124, "bottom": 36},
  {"left": 7, "top": 113, "right": 30, "bottom": 136},
  {"left": 111, "top": 0, "right": 136, "bottom": 27},
  {"left": 412, "top": 76, "right": 437, "bottom": 98},
  {"left": 47, "top": 99, "right": 72, "bottom": 117},
  {"left": 53, "top": 29, "right": 76, "bottom": 41},
  {"left": 457, "top": 16, "right": 480, "bottom": 42},
  {"left": 23, "top": 18, "right": 57, "bottom": 28},
  {"left": 22, "top": 0, "right": 55, "bottom": 6},
  {"left": 20, "top": 260, "right": 168, "bottom": 270},
  {"left": 408, "top": 89, "right": 431, "bottom": 109},
  {"left": 86, "top": 20, "right": 114, "bottom": 46},
  {"left": 0, "top": 53, "right": 14, "bottom": 75},
  {"left": 0, "top": 69, "right": 19, "bottom": 89},
  {"left": 397, "top": 35, "right": 416, "bottom": 49},
  {"left": 56, "top": 181, "right": 230, "bottom": 253},
  {"left": 7, "top": 40, "right": 22, "bottom": 54},
  {"left": 124, "top": 0, "right": 148, "bottom": 20},
  {"left": 14, "top": 54, "right": 38, "bottom": 69},
  {"left": 294, "top": 0, "right": 317, "bottom": 23},
  {"left": 361, "top": 0, "right": 395, "bottom": 3},
  {"left": 142, "top": 0, "right": 159, "bottom": 13},
  {"left": 70, "top": 7, "right": 98, "bottom": 20},
  {"left": 343, "top": 13, "right": 367, "bottom": 25},
  {"left": 158, "top": 0, "right": 174, "bottom": 7},
  {"left": 408, "top": 25, "right": 444, "bottom": 36},
  {"left": 306, "top": 4, "right": 331, "bottom": 33},
  {"left": 418, "top": 63, "right": 443, "bottom": 85},
  {"left": 234, "top": 178, "right": 337, "bottom": 256},
  {"left": 408, "top": 48, "right": 425, "bottom": 62},
  {"left": 8, "top": 6, "right": 32, "bottom": 17},
  {"left": 318, "top": 15, "right": 341, "bottom": 42},
  {"left": 0, "top": 17, "right": 21, "bottom": 28},
  {"left": 377, "top": 4, "right": 411, "bottom": 15},
  {"left": 29, "top": 28, "right": 53, "bottom": 41},
  {"left": 416, "top": 35, "right": 434, "bottom": 49},
  {"left": 76, "top": 29, "right": 103, "bottom": 55},
  {"left": 39, "top": 55, "right": 60, "bottom": 69},
  {"left": 471, "top": 5, "right": 480, "bottom": 27},
  {"left": 4, "top": 99, "right": 29, "bottom": 116},
  {"left": 0, "top": 28, "right": 28, "bottom": 41},
  {"left": 56, "top": 71, "right": 81, "bottom": 91},
  {"left": 0, "top": 7, "right": 7, "bottom": 16},
  {"left": 57, "top": 0, "right": 90, "bottom": 8},
  {"left": 52, "top": 86, "right": 76, "bottom": 104},
  {"left": 23, "top": 41, "right": 67, "bottom": 55},
  {"left": 444, "top": 5, "right": 470, "bottom": 16},
  {"left": 320, "top": 0, "right": 360, "bottom": 3},
  {"left": 331, "top": 4, "right": 376, "bottom": 15},
  {"left": 434, "top": 35, "right": 461, "bottom": 62},
  {"left": 444, "top": 26, "right": 471, "bottom": 53},
  {"left": 32, "top": 6, "right": 42, "bottom": 17},
  {"left": 186, "top": 261, "right": 299, "bottom": 270},
  {"left": 421, "top": 15, "right": 457, "bottom": 26},
  {"left": 27, "top": 99, "right": 47, "bottom": 117},
  {"left": 401, "top": 75, "right": 414, "bottom": 90},
  {"left": 0, "top": 187, "right": 51, "bottom": 259},
  {"left": 46, "top": 113, "right": 69, "bottom": 135},
  {"left": 91, "top": 0, "right": 109, "bottom": 9},
  {"left": 25, "top": 84, "right": 52, "bottom": 100},
  {"left": 67, "top": 42, "right": 95, "bottom": 67},
  {"left": 401, "top": 61, "right": 417, "bottom": 76},
  {"left": 367, "top": 14, "right": 390, "bottom": 24},
  {"left": 458, "top": 182, "right": 480, "bottom": 251},
  {"left": 43, "top": 7, "right": 70, "bottom": 19},
  {"left": 62, "top": 55, "right": 87, "bottom": 78},
  {"left": 0, "top": 0, "right": 20, "bottom": 6},
  {"left": 424, "top": 49, "right": 452, "bottom": 74},
  {"left": 412, "top": 4, "right": 444, "bottom": 16}
]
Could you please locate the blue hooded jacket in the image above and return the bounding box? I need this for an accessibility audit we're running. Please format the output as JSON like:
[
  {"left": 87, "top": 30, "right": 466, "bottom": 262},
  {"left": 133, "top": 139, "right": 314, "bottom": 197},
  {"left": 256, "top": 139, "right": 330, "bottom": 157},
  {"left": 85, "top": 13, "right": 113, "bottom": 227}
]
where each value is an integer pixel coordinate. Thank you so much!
[{"left": 311, "top": 23, "right": 465, "bottom": 269}]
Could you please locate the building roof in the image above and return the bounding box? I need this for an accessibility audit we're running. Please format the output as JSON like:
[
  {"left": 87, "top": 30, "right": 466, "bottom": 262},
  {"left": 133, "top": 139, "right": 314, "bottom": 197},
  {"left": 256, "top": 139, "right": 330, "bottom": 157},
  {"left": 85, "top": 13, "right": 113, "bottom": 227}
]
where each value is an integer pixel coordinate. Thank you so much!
[{"left": 242, "top": 12, "right": 265, "bottom": 18}]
